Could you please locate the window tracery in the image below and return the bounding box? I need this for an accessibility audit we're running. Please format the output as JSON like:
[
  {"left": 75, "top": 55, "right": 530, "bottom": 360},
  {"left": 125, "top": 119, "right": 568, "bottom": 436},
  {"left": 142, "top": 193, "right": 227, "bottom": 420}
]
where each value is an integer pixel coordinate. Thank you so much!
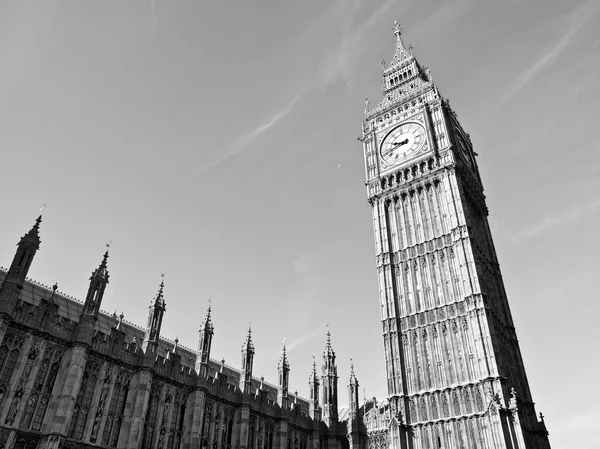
[
  {"left": 103, "top": 371, "right": 130, "bottom": 448},
  {"left": 69, "top": 359, "right": 101, "bottom": 439},
  {"left": 19, "top": 345, "right": 63, "bottom": 431},
  {"left": 142, "top": 382, "right": 162, "bottom": 449}
]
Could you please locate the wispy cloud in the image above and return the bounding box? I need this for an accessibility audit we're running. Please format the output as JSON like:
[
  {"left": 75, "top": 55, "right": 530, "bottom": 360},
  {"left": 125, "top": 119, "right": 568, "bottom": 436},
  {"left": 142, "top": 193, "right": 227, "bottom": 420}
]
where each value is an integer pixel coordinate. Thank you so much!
[
  {"left": 195, "top": 0, "right": 397, "bottom": 173},
  {"left": 193, "top": 93, "right": 303, "bottom": 174},
  {"left": 285, "top": 329, "right": 322, "bottom": 353},
  {"left": 513, "top": 197, "right": 600, "bottom": 242},
  {"left": 502, "top": 0, "right": 600, "bottom": 102}
]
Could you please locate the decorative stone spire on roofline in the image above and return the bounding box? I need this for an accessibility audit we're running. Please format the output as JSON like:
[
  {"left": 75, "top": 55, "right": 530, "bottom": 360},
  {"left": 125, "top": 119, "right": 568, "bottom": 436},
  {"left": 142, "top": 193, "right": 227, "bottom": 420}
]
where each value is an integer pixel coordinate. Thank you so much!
[
  {"left": 196, "top": 299, "right": 214, "bottom": 377},
  {"left": 278, "top": 338, "right": 290, "bottom": 408},
  {"left": 0, "top": 213, "right": 44, "bottom": 320},
  {"left": 239, "top": 321, "right": 255, "bottom": 394},
  {"left": 308, "top": 353, "right": 321, "bottom": 421},
  {"left": 81, "top": 247, "right": 110, "bottom": 320},
  {"left": 321, "top": 328, "right": 339, "bottom": 426},
  {"left": 142, "top": 274, "right": 166, "bottom": 352}
]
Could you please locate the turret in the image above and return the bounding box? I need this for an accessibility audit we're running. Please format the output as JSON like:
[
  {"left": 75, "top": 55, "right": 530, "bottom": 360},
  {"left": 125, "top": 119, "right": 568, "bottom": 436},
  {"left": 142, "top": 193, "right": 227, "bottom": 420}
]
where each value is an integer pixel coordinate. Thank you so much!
[
  {"left": 239, "top": 324, "right": 255, "bottom": 394},
  {"left": 321, "top": 331, "right": 338, "bottom": 426},
  {"left": 74, "top": 248, "right": 110, "bottom": 344},
  {"left": 348, "top": 359, "right": 359, "bottom": 418},
  {"left": 277, "top": 342, "right": 290, "bottom": 408},
  {"left": 81, "top": 250, "right": 109, "bottom": 319},
  {"left": 195, "top": 303, "right": 214, "bottom": 377},
  {"left": 308, "top": 355, "right": 321, "bottom": 421},
  {"left": 142, "top": 277, "right": 166, "bottom": 353},
  {"left": 0, "top": 215, "right": 42, "bottom": 317},
  {"left": 347, "top": 360, "right": 364, "bottom": 449}
]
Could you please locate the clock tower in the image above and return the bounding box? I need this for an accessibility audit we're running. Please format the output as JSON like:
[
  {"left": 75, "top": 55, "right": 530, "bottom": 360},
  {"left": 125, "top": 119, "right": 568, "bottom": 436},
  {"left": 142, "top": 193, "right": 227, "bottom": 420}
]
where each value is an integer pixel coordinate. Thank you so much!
[{"left": 360, "top": 23, "right": 551, "bottom": 449}]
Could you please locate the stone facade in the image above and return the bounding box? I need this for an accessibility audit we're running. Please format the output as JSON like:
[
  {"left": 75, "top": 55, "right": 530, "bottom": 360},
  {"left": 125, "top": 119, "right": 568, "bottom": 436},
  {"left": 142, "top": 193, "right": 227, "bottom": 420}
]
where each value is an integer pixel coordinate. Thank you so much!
[
  {"left": 359, "top": 23, "right": 551, "bottom": 449},
  {"left": 0, "top": 220, "right": 370, "bottom": 449}
]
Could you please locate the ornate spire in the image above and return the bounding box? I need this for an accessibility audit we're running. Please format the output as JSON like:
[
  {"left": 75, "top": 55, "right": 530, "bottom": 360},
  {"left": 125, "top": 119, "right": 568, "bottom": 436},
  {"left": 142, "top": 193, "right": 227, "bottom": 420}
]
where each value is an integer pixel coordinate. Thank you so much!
[
  {"left": 279, "top": 338, "right": 289, "bottom": 370},
  {"left": 278, "top": 338, "right": 290, "bottom": 407},
  {"left": 323, "top": 329, "right": 335, "bottom": 359},
  {"left": 349, "top": 358, "right": 357, "bottom": 384},
  {"left": 196, "top": 299, "right": 214, "bottom": 377},
  {"left": 243, "top": 321, "right": 254, "bottom": 351},
  {"left": 204, "top": 299, "right": 213, "bottom": 331},
  {"left": 153, "top": 274, "right": 165, "bottom": 308},
  {"left": 391, "top": 20, "right": 412, "bottom": 65},
  {"left": 321, "top": 329, "right": 338, "bottom": 426},
  {"left": 311, "top": 353, "right": 318, "bottom": 379},
  {"left": 239, "top": 320, "right": 255, "bottom": 393},
  {"left": 91, "top": 250, "right": 109, "bottom": 281},
  {"left": 21, "top": 214, "right": 42, "bottom": 248},
  {"left": 142, "top": 275, "right": 166, "bottom": 352},
  {"left": 308, "top": 353, "right": 321, "bottom": 420},
  {"left": 81, "top": 249, "right": 110, "bottom": 320}
]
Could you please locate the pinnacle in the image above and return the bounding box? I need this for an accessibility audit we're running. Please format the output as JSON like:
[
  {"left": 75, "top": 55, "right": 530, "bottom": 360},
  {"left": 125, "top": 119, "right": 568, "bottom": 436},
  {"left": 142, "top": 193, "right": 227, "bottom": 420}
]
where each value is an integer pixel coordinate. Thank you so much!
[
  {"left": 21, "top": 214, "right": 42, "bottom": 247},
  {"left": 91, "top": 248, "right": 109, "bottom": 281},
  {"left": 154, "top": 276, "right": 165, "bottom": 307},
  {"left": 385, "top": 20, "right": 414, "bottom": 71}
]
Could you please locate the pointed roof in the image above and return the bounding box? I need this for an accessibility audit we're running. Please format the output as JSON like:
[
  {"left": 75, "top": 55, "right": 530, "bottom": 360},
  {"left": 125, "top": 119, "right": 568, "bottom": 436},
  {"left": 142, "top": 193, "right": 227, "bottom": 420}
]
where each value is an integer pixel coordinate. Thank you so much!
[
  {"left": 201, "top": 301, "right": 213, "bottom": 333},
  {"left": 349, "top": 358, "right": 358, "bottom": 385},
  {"left": 323, "top": 330, "right": 335, "bottom": 359},
  {"left": 20, "top": 214, "right": 42, "bottom": 248},
  {"left": 310, "top": 354, "right": 319, "bottom": 381},
  {"left": 279, "top": 340, "right": 290, "bottom": 370},
  {"left": 242, "top": 323, "right": 254, "bottom": 353},
  {"left": 153, "top": 276, "right": 165, "bottom": 309},
  {"left": 387, "top": 20, "right": 412, "bottom": 69},
  {"left": 90, "top": 250, "right": 109, "bottom": 281}
]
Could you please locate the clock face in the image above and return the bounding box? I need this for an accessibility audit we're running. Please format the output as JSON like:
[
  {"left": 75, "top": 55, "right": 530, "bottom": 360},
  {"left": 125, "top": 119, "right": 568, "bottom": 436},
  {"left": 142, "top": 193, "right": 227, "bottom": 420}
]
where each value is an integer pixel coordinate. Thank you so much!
[{"left": 380, "top": 122, "right": 426, "bottom": 163}]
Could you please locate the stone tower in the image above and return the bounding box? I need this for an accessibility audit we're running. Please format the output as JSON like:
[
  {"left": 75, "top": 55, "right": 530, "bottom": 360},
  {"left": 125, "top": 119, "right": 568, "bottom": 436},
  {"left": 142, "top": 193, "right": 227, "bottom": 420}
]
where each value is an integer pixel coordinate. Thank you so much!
[
  {"left": 360, "top": 22, "right": 551, "bottom": 449},
  {"left": 0, "top": 215, "right": 41, "bottom": 322},
  {"left": 321, "top": 331, "right": 338, "bottom": 428},
  {"left": 142, "top": 277, "right": 166, "bottom": 352},
  {"left": 195, "top": 303, "right": 214, "bottom": 377}
]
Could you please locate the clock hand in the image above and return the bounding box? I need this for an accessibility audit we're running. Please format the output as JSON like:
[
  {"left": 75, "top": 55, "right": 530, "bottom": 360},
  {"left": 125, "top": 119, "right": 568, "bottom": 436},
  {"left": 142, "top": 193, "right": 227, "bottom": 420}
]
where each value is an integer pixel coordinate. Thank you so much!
[{"left": 391, "top": 138, "right": 409, "bottom": 146}]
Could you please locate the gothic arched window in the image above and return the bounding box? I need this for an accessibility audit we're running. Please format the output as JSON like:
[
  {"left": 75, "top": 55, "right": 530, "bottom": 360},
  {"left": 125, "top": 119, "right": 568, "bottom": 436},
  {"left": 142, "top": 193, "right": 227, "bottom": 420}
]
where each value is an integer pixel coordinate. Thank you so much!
[
  {"left": 20, "top": 346, "right": 63, "bottom": 431},
  {"left": 69, "top": 360, "right": 100, "bottom": 439},
  {"left": 105, "top": 375, "right": 129, "bottom": 448},
  {"left": 142, "top": 385, "right": 161, "bottom": 449},
  {"left": 0, "top": 334, "right": 24, "bottom": 388},
  {"left": 453, "top": 391, "right": 461, "bottom": 416}
]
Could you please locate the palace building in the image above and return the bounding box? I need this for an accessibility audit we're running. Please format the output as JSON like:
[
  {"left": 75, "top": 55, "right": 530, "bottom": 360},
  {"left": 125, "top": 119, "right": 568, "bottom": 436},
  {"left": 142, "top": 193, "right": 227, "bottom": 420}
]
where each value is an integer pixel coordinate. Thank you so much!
[
  {"left": 359, "top": 22, "right": 551, "bottom": 448},
  {"left": 0, "top": 22, "right": 551, "bottom": 449},
  {"left": 0, "top": 217, "right": 368, "bottom": 449}
]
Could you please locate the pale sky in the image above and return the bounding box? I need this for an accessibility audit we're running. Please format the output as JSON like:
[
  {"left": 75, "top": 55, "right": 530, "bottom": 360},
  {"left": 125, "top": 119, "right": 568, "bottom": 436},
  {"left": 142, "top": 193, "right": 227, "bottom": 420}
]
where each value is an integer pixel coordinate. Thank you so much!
[{"left": 1, "top": 1, "right": 599, "bottom": 447}]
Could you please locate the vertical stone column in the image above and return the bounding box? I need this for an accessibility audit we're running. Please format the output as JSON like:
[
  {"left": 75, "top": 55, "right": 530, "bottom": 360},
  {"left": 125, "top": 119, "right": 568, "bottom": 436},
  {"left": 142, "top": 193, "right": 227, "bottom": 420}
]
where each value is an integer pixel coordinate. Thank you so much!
[
  {"left": 83, "top": 362, "right": 109, "bottom": 442},
  {"left": 0, "top": 333, "right": 36, "bottom": 423},
  {"left": 181, "top": 388, "right": 206, "bottom": 449},
  {"left": 238, "top": 405, "right": 250, "bottom": 449},
  {"left": 309, "top": 429, "right": 320, "bottom": 449},
  {"left": 0, "top": 317, "right": 11, "bottom": 348},
  {"left": 38, "top": 344, "right": 89, "bottom": 449},
  {"left": 120, "top": 369, "right": 153, "bottom": 449},
  {"left": 90, "top": 364, "right": 117, "bottom": 445},
  {"left": 274, "top": 419, "right": 288, "bottom": 449}
]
